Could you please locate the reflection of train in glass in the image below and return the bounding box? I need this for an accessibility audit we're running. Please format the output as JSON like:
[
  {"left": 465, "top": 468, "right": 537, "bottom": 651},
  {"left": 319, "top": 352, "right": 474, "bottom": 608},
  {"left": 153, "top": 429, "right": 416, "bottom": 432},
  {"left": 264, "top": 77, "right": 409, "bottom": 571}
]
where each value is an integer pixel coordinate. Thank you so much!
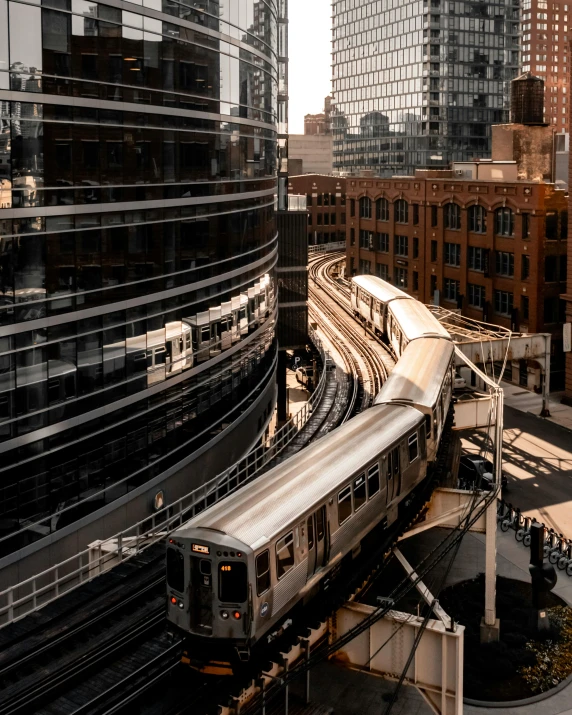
[{"left": 0, "top": 276, "right": 274, "bottom": 426}]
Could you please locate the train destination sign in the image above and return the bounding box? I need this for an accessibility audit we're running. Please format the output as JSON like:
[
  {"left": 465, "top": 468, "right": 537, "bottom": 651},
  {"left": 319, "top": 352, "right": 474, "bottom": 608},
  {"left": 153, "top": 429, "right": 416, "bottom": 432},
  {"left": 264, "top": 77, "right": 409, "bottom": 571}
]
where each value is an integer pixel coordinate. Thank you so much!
[{"left": 191, "top": 543, "right": 210, "bottom": 554}]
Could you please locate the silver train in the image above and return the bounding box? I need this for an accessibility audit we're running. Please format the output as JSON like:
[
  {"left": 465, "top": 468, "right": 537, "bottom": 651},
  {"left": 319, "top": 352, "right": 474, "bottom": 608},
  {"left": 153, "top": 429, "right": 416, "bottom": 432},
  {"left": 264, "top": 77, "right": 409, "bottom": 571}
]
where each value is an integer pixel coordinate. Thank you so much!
[{"left": 166, "top": 275, "right": 455, "bottom": 658}]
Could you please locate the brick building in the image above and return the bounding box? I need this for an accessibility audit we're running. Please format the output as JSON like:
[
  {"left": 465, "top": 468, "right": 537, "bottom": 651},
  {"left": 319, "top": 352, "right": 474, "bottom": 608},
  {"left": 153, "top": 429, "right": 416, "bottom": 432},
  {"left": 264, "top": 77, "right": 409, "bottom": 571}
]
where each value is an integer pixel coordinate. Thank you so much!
[
  {"left": 521, "top": 0, "right": 570, "bottom": 131},
  {"left": 346, "top": 168, "right": 568, "bottom": 388},
  {"left": 288, "top": 174, "right": 347, "bottom": 246}
]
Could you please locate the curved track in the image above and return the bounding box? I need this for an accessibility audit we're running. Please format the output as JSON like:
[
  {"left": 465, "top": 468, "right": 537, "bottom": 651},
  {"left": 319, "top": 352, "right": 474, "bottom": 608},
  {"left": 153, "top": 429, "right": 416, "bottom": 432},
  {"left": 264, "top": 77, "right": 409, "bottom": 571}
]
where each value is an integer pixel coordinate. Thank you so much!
[{"left": 309, "top": 253, "right": 394, "bottom": 420}]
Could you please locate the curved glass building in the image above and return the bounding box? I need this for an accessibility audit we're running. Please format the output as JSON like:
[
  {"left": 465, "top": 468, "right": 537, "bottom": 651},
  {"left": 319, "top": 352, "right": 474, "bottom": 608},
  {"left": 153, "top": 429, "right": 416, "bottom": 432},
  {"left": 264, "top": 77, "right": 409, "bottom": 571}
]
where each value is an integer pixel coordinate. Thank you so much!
[{"left": 0, "top": 0, "right": 278, "bottom": 568}]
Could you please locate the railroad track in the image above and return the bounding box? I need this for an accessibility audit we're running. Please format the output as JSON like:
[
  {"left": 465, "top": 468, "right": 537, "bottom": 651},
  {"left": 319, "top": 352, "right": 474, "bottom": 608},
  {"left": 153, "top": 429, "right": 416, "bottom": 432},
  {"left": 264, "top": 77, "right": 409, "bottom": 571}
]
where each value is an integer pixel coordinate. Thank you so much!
[{"left": 308, "top": 253, "right": 394, "bottom": 419}]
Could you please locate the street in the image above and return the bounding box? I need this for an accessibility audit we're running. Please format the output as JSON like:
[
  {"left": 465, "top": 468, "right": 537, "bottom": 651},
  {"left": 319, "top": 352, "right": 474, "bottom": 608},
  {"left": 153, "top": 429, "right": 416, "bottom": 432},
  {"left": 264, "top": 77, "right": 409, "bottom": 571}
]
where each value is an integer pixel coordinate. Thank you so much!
[{"left": 462, "top": 406, "right": 572, "bottom": 537}]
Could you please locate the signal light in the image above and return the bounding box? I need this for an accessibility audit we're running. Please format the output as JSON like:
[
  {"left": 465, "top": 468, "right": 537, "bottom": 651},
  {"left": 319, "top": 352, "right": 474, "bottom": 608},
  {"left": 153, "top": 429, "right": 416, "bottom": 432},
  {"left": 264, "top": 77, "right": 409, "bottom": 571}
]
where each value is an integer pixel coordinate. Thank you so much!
[
  {"left": 171, "top": 596, "right": 177, "bottom": 604},
  {"left": 233, "top": 611, "right": 241, "bottom": 620}
]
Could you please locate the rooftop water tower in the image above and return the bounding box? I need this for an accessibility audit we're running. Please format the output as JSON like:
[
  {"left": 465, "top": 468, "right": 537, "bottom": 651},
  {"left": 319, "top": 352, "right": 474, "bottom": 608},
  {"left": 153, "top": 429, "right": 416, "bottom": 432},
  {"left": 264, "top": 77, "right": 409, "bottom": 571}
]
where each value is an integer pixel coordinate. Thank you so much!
[{"left": 510, "top": 72, "right": 546, "bottom": 125}]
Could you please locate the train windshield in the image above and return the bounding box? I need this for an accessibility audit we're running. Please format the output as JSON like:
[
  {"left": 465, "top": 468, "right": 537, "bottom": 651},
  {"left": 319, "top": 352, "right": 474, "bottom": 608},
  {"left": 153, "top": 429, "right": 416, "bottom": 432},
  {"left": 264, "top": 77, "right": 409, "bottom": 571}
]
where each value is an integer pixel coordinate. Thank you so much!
[
  {"left": 166, "top": 548, "right": 185, "bottom": 593},
  {"left": 219, "top": 562, "right": 247, "bottom": 603}
]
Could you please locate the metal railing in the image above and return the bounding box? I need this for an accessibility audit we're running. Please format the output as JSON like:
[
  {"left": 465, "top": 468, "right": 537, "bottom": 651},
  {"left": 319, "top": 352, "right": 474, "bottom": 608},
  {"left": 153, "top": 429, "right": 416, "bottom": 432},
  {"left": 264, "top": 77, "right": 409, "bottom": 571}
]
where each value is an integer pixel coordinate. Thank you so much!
[
  {"left": 0, "top": 331, "right": 331, "bottom": 628},
  {"left": 308, "top": 241, "right": 346, "bottom": 255}
]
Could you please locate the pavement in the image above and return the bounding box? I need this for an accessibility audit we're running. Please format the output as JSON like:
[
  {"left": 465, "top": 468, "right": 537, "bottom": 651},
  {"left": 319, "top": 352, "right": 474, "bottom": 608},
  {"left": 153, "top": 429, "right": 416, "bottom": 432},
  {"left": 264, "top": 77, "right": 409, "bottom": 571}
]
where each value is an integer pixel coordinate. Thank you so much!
[{"left": 500, "top": 381, "right": 572, "bottom": 433}]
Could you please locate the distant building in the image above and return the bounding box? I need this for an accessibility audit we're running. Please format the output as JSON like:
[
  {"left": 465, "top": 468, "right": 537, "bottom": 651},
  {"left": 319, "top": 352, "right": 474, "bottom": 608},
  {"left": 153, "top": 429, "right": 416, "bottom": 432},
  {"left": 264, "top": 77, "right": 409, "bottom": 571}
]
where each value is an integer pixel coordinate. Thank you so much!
[
  {"left": 288, "top": 174, "right": 347, "bottom": 245},
  {"left": 304, "top": 96, "right": 333, "bottom": 135},
  {"left": 288, "top": 135, "right": 333, "bottom": 175},
  {"left": 521, "top": 0, "right": 570, "bottom": 131},
  {"left": 332, "top": 0, "right": 520, "bottom": 176}
]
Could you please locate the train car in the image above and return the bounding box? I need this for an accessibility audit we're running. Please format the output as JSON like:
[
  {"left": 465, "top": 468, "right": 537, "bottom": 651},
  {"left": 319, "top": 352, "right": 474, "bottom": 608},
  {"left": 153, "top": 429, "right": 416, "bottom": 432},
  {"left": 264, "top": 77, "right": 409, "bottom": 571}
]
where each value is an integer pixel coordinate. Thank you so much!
[
  {"left": 374, "top": 338, "right": 455, "bottom": 462},
  {"left": 147, "top": 322, "right": 192, "bottom": 384},
  {"left": 386, "top": 298, "right": 450, "bottom": 357},
  {"left": 350, "top": 275, "right": 411, "bottom": 335},
  {"left": 166, "top": 403, "right": 427, "bottom": 654}
]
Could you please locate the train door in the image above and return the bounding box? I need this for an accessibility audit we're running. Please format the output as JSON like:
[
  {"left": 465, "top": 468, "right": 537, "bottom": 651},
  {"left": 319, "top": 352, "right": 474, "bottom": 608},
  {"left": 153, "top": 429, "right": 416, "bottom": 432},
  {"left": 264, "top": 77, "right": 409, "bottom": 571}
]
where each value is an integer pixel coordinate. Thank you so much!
[
  {"left": 209, "top": 307, "right": 221, "bottom": 356},
  {"left": 386, "top": 446, "right": 401, "bottom": 504},
  {"left": 307, "top": 504, "right": 327, "bottom": 577},
  {"left": 220, "top": 302, "right": 233, "bottom": 351},
  {"left": 189, "top": 555, "right": 213, "bottom": 635}
]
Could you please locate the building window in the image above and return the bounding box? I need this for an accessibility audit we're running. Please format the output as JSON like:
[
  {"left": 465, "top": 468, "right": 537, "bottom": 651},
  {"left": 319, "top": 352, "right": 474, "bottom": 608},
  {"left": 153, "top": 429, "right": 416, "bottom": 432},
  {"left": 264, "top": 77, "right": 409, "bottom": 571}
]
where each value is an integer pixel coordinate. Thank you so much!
[
  {"left": 317, "top": 194, "right": 323, "bottom": 206},
  {"left": 395, "top": 267, "right": 408, "bottom": 288},
  {"left": 521, "top": 254, "right": 530, "bottom": 280},
  {"left": 395, "top": 199, "right": 409, "bottom": 224},
  {"left": 495, "top": 207, "right": 514, "bottom": 236},
  {"left": 306, "top": 194, "right": 312, "bottom": 206},
  {"left": 308, "top": 214, "right": 312, "bottom": 226},
  {"left": 469, "top": 205, "right": 487, "bottom": 233},
  {"left": 323, "top": 193, "right": 330, "bottom": 206},
  {"left": 360, "top": 197, "right": 372, "bottom": 219},
  {"left": 359, "top": 259, "right": 372, "bottom": 274},
  {"left": 522, "top": 213, "right": 531, "bottom": 239},
  {"left": 331, "top": 212, "right": 336, "bottom": 225},
  {"left": 350, "top": 228, "right": 355, "bottom": 245},
  {"left": 376, "top": 263, "right": 389, "bottom": 281},
  {"left": 443, "top": 278, "right": 460, "bottom": 302},
  {"left": 545, "top": 210, "right": 558, "bottom": 239},
  {"left": 444, "top": 203, "right": 461, "bottom": 230},
  {"left": 522, "top": 295, "right": 529, "bottom": 320},
  {"left": 341, "top": 213, "right": 346, "bottom": 225},
  {"left": 413, "top": 236, "right": 419, "bottom": 259},
  {"left": 468, "top": 284, "right": 485, "bottom": 309},
  {"left": 376, "top": 198, "right": 389, "bottom": 221},
  {"left": 495, "top": 251, "right": 514, "bottom": 276},
  {"left": 431, "top": 240, "right": 438, "bottom": 262},
  {"left": 395, "top": 235, "right": 408, "bottom": 256},
  {"left": 494, "top": 290, "right": 513, "bottom": 316},
  {"left": 317, "top": 214, "right": 323, "bottom": 225},
  {"left": 350, "top": 199, "right": 355, "bottom": 217},
  {"left": 544, "top": 297, "right": 564, "bottom": 323},
  {"left": 360, "top": 230, "right": 374, "bottom": 249},
  {"left": 430, "top": 275, "right": 437, "bottom": 296},
  {"left": 444, "top": 242, "right": 461, "bottom": 266},
  {"left": 413, "top": 204, "right": 419, "bottom": 225},
  {"left": 377, "top": 232, "right": 389, "bottom": 252},
  {"left": 545, "top": 255, "right": 559, "bottom": 281},
  {"left": 468, "top": 246, "right": 485, "bottom": 272},
  {"left": 323, "top": 213, "right": 329, "bottom": 225},
  {"left": 431, "top": 205, "right": 438, "bottom": 227},
  {"left": 413, "top": 271, "right": 419, "bottom": 291},
  {"left": 561, "top": 210, "right": 568, "bottom": 239},
  {"left": 330, "top": 194, "right": 336, "bottom": 206}
]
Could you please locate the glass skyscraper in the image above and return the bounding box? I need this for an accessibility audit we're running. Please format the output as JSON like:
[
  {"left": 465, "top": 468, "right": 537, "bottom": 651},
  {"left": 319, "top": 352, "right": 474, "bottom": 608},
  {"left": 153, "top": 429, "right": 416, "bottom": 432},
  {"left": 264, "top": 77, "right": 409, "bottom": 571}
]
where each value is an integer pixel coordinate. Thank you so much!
[
  {"left": 0, "top": 0, "right": 279, "bottom": 566},
  {"left": 332, "top": 0, "right": 521, "bottom": 176}
]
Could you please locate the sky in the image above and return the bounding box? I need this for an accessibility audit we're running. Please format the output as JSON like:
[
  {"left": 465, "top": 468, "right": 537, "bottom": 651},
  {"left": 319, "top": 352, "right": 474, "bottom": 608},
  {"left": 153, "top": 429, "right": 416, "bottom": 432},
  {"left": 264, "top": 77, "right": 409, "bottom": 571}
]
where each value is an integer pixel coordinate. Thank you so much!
[{"left": 288, "top": 0, "right": 332, "bottom": 135}]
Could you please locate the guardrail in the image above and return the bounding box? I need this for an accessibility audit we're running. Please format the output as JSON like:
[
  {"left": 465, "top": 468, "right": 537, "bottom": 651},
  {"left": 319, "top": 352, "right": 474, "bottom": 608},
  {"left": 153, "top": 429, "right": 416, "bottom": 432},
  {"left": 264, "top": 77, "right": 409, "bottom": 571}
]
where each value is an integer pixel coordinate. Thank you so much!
[
  {"left": 308, "top": 241, "right": 346, "bottom": 255},
  {"left": 0, "top": 329, "right": 331, "bottom": 628},
  {"left": 497, "top": 499, "right": 572, "bottom": 575}
]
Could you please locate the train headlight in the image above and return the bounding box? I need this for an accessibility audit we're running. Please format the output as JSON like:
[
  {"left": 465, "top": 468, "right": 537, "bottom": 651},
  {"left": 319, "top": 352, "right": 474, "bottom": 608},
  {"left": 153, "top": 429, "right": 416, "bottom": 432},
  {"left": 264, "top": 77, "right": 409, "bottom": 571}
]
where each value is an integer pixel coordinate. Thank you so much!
[
  {"left": 233, "top": 611, "right": 241, "bottom": 620},
  {"left": 221, "top": 610, "right": 229, "bottom": 620},
  {"left": 178, "top": 602, "right": 184, "bottom": 609}
]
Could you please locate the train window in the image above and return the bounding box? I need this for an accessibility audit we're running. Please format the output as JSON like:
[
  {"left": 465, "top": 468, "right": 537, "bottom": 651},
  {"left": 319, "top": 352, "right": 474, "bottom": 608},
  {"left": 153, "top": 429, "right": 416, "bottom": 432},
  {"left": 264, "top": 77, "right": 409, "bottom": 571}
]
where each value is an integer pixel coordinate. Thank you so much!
[
  {"left": 425, "top": 414, "right": 431, "bottom": 438},
  {"left": 166, "top": 548, "right": 185, "bottom": 593},
  {"left": 256, "top": 550, "right": 271, "bottom": 596},
  {"left": 338, "top": 485, "right": 352, "bottom": 525},
  {"left": 307, "top": 517, "right": 314, "bottom": 550},
  {"left": 367, "top": 465, "right": 380, "bottom": 497},
  {"left": 219, "top": 562, "right": 248, "bottom": 603},
  {"left": 200, "top": 326, "right": 210, "bottom": 342},
  {"left": 388, "top": 448, "right": 400, "bottom": 478},
  {"left": 316, "top": 507, "right": 325, "bottom": 541},
  {"left": 408, "top": 434, "right": 419, "bottom": 462},
  {"left": 276, "top": 533, "right": 295, "bottom": 580},
  {"left": 353, "top": 474, "right": 366, "bottom": 511},
  {"left": 394, "top": 448, "right": 401, "bottom": 476}
]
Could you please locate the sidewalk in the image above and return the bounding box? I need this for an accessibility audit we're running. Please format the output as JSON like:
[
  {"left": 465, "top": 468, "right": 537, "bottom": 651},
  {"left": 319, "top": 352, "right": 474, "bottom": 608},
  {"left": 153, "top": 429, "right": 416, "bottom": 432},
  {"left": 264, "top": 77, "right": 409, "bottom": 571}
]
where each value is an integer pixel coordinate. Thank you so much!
[{"left": 501, "top": 381, "right": 572, "bottom": 432}]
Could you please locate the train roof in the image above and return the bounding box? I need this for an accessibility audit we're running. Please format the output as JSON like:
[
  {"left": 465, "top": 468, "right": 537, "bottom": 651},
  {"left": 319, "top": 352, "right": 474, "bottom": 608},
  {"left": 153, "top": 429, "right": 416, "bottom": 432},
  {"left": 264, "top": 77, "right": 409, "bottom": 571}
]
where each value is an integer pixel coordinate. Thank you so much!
[
  {"left": 174, "top": 403, "right": 422, "bottom": 549},
  {"left": 388, "top": 298, "right": 451, "bottom": 342},
  {"left": 352, "top": 275, "right": 411, "bottom": 304},
  {"left": 374, "top": 338, "right": 455, "bottom": 410}
]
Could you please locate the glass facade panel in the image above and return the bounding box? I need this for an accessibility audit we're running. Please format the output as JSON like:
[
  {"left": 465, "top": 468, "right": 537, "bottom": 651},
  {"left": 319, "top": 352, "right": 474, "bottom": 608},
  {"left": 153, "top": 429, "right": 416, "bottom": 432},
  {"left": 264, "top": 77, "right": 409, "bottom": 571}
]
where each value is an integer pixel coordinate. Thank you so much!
[
  {"left": 0, "top": 0, "right": 279, "bottom": 556},
  {"left": 332, "top": 0, "right": 518, "bottom": 176}
]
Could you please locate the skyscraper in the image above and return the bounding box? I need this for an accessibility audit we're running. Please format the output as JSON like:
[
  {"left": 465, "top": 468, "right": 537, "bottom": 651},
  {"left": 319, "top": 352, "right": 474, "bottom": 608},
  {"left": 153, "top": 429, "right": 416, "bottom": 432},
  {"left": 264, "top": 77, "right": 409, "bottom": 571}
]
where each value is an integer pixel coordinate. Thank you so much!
[
  {"left": 0, "top": 0, "right": 279, "bottom": 574},
  {"left": 331, "top": 0, "right": 521, "bottom": 176}
]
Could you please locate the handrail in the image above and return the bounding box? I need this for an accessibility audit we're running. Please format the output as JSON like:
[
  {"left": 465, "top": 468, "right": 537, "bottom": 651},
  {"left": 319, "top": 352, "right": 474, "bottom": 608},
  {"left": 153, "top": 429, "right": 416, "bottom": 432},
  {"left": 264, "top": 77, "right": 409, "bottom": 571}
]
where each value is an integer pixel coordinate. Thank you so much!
[
  {"left": 0, "top": 331, "right": 331, "bottom": 628},
  {"left": 308, "top": 241, "right": 346, "bottom": 254}
]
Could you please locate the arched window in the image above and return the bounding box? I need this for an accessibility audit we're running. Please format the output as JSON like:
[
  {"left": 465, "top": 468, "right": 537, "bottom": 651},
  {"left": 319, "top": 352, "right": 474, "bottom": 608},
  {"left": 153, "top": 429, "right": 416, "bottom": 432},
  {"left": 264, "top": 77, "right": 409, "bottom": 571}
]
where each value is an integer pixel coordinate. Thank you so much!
[
  {"left": 444, "top": 203, "right": 461, "bottom": 230},
  {"left": 395, "top": 199, "right": 408, "bottom": 224},
  {"left": 468, "top": 205, "right": 487, "bottom": 234},
  {"left": 495, "top": 207, "right": 514, "bottom": 236},
  {"left": 376, "top": 198, "right": 389, "bottom": 221},
  {"left": 359, "top": 197, "right": 372, "bottom": 219}
]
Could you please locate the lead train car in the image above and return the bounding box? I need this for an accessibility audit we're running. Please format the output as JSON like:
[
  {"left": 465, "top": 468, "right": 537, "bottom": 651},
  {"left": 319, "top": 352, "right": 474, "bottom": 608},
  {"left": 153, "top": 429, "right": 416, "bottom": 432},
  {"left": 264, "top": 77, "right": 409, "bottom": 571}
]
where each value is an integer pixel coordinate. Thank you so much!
[{"left": 166, "top": 403, "right": 427, "bottom": 652}]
